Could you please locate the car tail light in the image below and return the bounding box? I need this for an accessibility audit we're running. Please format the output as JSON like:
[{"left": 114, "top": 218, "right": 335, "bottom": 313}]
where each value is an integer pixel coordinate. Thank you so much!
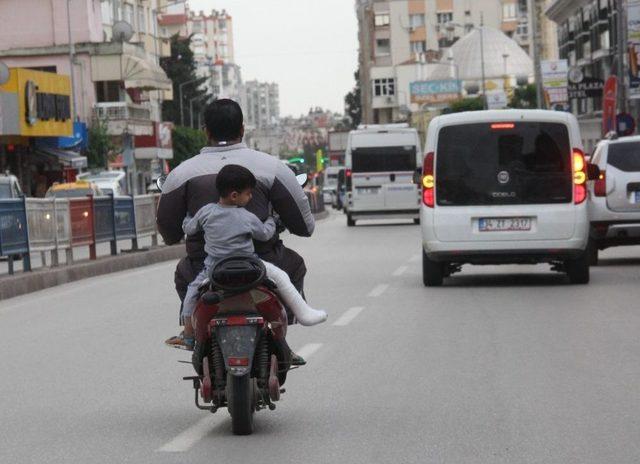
[
  {"left": 573, "top": 148, "right": 587, "bottom": 204},
  {"left": 422, "top": 152, "right": 434, "bottom": 208},
  {"left": 491, "top": 122, "right": 515, "bottom": 130},
  {"left": 594, "top": 170, "right": 606, "bottom": 197}
]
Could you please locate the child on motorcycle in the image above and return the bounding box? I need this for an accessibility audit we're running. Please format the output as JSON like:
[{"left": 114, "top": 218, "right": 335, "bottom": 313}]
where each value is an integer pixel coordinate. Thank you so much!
[{"left": 166, "top": 164, "right": 327, "bottom": 350}]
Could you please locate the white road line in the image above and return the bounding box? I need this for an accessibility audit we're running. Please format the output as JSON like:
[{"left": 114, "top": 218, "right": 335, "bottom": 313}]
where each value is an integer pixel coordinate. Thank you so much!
[
  {"left": 368, "top": 284, "right": 389, "bottom": 298},
  {"left": 409, "top": 253, "right": 421, "bottom": 263},
  {"left": 333, "top": 307, "right": 365, "bottom": 327},
  {"left": 392, "top": 266, "right": 408, "bottom": 276},
  {"left": 296, "top": 343, "right": 323, "bottom": 360},
  {"left": 157, "top": 416, "right": 216, "bottom": 453}
]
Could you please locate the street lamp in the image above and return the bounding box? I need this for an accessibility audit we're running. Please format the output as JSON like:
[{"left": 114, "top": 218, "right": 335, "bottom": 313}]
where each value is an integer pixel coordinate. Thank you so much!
[
  {"left": 66, "top": 0, "right": 78, "bottom": 121},
  {"left": 189, "top": 94, "right": 211, "bottom": 129},
  {"left": 179, "top": 77, "right": 203, "bottom": 126},
  {"left": 447, "top": 17, "right": 487, "bottom": 109}
]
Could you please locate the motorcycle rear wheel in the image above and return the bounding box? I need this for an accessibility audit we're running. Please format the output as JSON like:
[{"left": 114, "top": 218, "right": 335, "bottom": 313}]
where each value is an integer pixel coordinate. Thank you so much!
[{"left": 227, "top": 373, "right": 255, "bottom": 435}]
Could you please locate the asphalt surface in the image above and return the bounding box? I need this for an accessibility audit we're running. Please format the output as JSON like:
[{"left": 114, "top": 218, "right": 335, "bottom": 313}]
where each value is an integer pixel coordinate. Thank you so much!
[{"left": 1, "top": 210, "right": 640, "bottom": 463}]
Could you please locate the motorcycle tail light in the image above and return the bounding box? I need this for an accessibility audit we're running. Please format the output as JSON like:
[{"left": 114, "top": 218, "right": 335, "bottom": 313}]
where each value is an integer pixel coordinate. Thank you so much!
[{"left": 228, "top": 357, "right": 250, "bottom": 367}]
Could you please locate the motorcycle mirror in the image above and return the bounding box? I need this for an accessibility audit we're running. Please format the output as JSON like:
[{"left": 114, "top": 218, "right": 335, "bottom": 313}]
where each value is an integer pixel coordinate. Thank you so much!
[
  {"left": 155, "top": 175, "right": 167, "bottom": 192},
  {"left": 296, "top": 173, "right": 309, "bottom": 188},
  {"left": 586, "top": 163, "right": 601, "bottom": 181}
]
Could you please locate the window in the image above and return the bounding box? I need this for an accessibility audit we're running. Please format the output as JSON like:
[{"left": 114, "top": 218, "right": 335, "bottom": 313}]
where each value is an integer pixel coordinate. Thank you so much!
[
  {"left": 192, "top": 20, "right": 202, "bottom": 33},
  {"left": 372, "top": 78, "right": 395, "bottom": 97},
  {"left": 137, "top": 7, "right": 146, "bottom": 33},
  {"left": 436, "top": 12, "right": 453, "bottom": 25},
  {"left": 375, "top": 14, "right": 390, "bottom": 27},
  {"left": 436, "top": 122, "right": 572, "bottom": 206},
  {"left": 219, "top": 19, "right": 227, "bottom": 30},
  {"left": 410, "top": 41, "right": 426, "bottom": 53},
  {"left": 375, "top": 38, "right": 391, "bottom": 55},
  {"left": 608, "top": 143, "right": 640, "bottom": 171},
  {"left": 123, "top": 4, "right": 134, "bottom": 26},
  {"left": 409, "top": 14, "right": 425, "bottom": 28},
  {"left": 352, "top": 146, "right": 417, "bottom": 173},
  {"left": 502, "top": 3, "right": 517, "bottom": 21}
]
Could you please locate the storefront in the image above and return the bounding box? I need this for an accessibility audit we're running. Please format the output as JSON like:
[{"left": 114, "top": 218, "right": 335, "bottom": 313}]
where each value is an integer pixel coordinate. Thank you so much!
[{"left": 0, "top": 68, "right": 87, "bottom": 195}]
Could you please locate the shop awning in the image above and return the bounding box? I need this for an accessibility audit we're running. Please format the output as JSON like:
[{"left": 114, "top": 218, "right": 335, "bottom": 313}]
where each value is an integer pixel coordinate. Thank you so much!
[
  {"left": 36, "top": 147, "right": 88, "bottom": 169},
  {"left": 122, "top": 54, "right": 172, "bottom": 91}
]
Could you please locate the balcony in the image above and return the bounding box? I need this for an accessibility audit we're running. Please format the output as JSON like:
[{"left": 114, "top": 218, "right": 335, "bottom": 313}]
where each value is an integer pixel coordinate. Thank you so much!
[{"left": 93, "top": 102, "right": 154, "bottom": 136}]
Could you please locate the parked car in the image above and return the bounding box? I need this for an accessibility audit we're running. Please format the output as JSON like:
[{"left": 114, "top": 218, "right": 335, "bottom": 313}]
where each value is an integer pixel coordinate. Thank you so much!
[
  {"left": 45, "top": 180, "right": 103, "bottom": 198},
  {"left": 587, "top": 134, "right": 640, "bottom": 264},
  {"left": 0, "top": 174, "right": 24, "bottom": 199},
  {"left": 76, "top": 171, "right": 127, "bottom": 196},
  {"left": 420, "top": 109, "right": 596, "bottom": 286}
]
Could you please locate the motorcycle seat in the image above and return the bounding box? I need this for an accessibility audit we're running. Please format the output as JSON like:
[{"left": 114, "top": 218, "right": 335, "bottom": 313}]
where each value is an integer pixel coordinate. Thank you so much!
[{"left": 209, "top": 255, "right": 267, "bottom": 292}]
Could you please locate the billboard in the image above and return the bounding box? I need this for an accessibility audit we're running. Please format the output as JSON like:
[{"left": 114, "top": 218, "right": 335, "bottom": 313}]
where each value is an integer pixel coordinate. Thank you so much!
[
  {"left": 541, "top": 60, "right": 569, "bottom": 109},
  {"left": 410, "top": 80, "right": 461, "bottom": 105}
]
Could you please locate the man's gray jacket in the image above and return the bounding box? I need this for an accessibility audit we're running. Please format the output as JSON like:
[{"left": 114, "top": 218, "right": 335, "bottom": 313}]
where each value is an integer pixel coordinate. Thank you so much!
[{"left": 156, "top": 143, "right": 315, "bottom": 259}]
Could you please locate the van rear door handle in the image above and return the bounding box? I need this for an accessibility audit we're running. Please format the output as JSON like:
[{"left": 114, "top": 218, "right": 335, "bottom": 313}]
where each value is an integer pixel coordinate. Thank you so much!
[{"left": 390, "top": 173, "right": 396, "bottom": 182}]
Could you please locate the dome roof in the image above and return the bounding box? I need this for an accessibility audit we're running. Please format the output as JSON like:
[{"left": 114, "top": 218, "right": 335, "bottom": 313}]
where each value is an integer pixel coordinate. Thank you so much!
[{"left": 430, "top": 27, "right": 533, "bottom": 81}]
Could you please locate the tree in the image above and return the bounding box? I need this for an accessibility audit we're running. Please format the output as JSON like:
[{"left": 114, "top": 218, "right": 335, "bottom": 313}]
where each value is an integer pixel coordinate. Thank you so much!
[
  {"left": 344, "top": 69, "right": 362, "bottom": 129},
  {"left": 443, "top": 97, "right": 485, "bottom": 114},
  {"left": 510, "top": 84, "right": 537, "bottom": 109},
  {"left": 169, "top": 126, "right": 208, "bottom": 169},
  {"left": 86, "top": 121, "right": 115, "bottom": 169},
  {"left": 161, "top": 34, "right": 208, "bottom": 127}
]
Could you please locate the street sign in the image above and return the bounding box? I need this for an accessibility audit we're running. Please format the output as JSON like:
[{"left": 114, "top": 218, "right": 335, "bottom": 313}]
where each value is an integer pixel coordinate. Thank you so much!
[
  {"left": 541, "top": 60, "right": 569, "bottom": 107},
  {"left": 486, "top": 90, "right": 508, "bottom": 109},
  {"left": 617, "top": 113, "right": 636, "bottom": 136},
  {"left": 410, "top": 80, "right": 461, "bottom": 105},
  {"left": 602, "top": 76, "right": 618, "bottom": 136}
]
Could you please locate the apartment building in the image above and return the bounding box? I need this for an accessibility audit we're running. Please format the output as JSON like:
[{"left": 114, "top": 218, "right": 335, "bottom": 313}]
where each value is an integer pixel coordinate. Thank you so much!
[
  {"left": 244, "top": 81, "right": 280, "bottom": 130},
  {"left": 0, "top": 0, "right": 174, "bottom": 194},
  {"left": 158, "top": 7, "right": 243, "bottom": 104},
  {"left": 546, "top": 0, "right": 621, "bottom": 150}
]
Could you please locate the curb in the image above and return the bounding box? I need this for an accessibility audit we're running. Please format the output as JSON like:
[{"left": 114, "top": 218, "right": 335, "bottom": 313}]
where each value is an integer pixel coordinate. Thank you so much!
[
  {"left": 0, "top": 245, "right": 185, "bottom": 301},
  {"left": 0, "top": 211, "right": 330, "bottom": 302}
]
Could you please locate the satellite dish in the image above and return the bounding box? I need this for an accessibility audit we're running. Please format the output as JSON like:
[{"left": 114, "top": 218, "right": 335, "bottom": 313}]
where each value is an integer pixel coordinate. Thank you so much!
[
  {"left": 112, "top": 21, "right": 134, "bottom": 43},
  {"left": 0, "top": 62, "right": 9, "bottom": 86}
]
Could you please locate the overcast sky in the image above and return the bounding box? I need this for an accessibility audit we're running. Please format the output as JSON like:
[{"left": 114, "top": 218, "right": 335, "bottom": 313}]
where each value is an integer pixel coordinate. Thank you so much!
[{"left": 187, "top": 0, "right": 359, "bottom": 117}]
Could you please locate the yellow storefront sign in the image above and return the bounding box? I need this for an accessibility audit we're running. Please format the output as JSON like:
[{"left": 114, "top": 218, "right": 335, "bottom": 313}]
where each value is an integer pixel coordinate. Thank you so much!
[{"left": 0, "top": 68, "right": 73, "bottom": 137}]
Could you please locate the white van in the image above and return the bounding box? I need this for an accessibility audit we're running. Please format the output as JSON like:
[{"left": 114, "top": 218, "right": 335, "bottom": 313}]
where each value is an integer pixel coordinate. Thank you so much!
[
  {"left": 322, "top": 165, "right": 342, "bottom": 206},
  {"left": 344, "top": 124, "right": 421, "bottom": 226},
  {"left": 420, "top": 110, "right": 593, "bottom": 286}
]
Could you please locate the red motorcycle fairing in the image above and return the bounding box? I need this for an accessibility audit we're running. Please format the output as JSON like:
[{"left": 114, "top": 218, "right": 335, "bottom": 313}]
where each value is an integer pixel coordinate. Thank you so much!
[{"left": 193, "top": 286, "right": 288, "bottom": 344}]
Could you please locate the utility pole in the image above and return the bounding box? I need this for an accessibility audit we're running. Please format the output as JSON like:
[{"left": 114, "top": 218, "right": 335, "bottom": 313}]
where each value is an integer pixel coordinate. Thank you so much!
[
  {"left": 66, "top": 0, "right": 78, "bottom": 122},
  {"left": 529, "top": 0, "right": 545, "bottom": 109},
  {"left": 480, "top": 13, "right": 487, "bottom": 109},
  {"left": 616, "top": 0, "right": 628, "bottom": 113}
]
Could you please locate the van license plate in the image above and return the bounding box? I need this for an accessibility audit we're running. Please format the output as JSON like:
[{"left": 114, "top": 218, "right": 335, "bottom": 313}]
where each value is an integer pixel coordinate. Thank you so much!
[
  {"left": 479, "top": 217, "right": 532, "bottom": 232},
  {"left": 357, "top": 187, "right": 379, "bottom": 194}
]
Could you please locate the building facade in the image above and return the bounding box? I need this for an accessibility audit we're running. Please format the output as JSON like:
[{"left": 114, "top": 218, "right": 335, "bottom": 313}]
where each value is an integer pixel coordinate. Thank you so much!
[
  {"left": 0, "top": 0, "right": 174, "bottom": 194},
  {"left": 244, "top": 81, "right": 280, "bottom": 130},
  {"left": 546, "top": 0, "right": 622, "bottom": 151},
  {"left": 356, "top": 0, "right": 545, "bottom": 124}
]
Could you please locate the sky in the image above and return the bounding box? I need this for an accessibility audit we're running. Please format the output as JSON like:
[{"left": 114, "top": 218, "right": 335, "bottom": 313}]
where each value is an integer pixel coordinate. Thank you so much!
[{"left": 187, "top": 0, "right": 359, "bottom": 117}]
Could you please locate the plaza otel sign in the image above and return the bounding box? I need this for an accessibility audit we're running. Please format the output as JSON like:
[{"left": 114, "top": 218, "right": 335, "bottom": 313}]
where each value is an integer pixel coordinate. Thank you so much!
[{"left": 0, "top": 68, "right": 73, "bottom": 137}]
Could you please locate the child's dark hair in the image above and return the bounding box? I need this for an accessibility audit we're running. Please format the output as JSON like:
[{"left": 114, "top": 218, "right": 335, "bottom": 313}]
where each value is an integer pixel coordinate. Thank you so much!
[{"left": 216, "top": 164, "right": 257, "bottom": 197}]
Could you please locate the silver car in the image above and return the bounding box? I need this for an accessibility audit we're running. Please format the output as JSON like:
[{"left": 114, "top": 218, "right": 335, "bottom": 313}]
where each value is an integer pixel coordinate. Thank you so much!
[{"left": 588, "top": 135, "right": 640, "bottom": 264}]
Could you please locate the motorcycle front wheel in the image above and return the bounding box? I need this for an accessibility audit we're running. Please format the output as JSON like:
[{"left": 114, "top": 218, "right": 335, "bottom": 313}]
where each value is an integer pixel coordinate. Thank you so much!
[{"left": 227, "top": 373, "right": 255, "bottom": 435}]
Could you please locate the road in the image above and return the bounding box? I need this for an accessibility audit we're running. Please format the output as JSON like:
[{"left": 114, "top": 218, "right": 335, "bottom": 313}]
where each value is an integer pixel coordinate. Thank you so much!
[{"left": 1, "top": 210, "right": 640, "bottom": 463}]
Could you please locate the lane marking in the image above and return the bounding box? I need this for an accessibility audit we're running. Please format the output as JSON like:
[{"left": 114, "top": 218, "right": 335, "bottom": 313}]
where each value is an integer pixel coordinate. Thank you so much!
[
  {"left": 368, "top": 284, "right": 389, "bottom": 298},
  {"left": 392, "top": 266, "right": 408, "bottom": 276},
  {"left": 157, "top": 416, "right": 216, "bottom": 453},
  {"left": 409, "top": 254, "right": 421, "bottom": 263},
  {"left": 296, "top": 343, "right": 323, "bottom": 360},
  {"left": 333, "top": 307, "right": 365, "bottom": 326}
]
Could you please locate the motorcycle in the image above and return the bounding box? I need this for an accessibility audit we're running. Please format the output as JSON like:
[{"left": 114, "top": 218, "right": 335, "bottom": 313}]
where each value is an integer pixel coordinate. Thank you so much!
[{"left": 158, "top": 173, "right": 309, "bottom": 435}]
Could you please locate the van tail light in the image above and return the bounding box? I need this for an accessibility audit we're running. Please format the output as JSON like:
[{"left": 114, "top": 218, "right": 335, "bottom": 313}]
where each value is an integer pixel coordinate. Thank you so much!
[
  {"left": 345, "top": 169, "right": 352, "bottom": 190},
  {"left": 422, "top": 152, "right": 435, "bottom": 208},
  {"left": 594, "top": 170, "right": 606, "bottom": 197},
  {"left": 573, "top": 148, "right": 587, "bottom": 204}
]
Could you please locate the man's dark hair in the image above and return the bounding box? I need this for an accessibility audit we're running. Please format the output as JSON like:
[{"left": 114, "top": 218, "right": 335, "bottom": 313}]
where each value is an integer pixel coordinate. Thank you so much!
[
  {"left": 204, "top": 99, "right": 244, "bottom": 141},
  {"left": 216, "top": 164, "right": 256, "bottom": 197}
]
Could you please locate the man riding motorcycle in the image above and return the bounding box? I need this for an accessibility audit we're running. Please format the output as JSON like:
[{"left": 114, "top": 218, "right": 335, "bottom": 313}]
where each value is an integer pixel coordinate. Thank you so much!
[{"left": 156, "top": 99, "right": 314, "bottom": 364}]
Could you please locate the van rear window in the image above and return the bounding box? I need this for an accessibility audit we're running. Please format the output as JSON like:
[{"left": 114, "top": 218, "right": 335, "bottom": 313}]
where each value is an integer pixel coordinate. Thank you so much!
[
  {"left": 608, "top": 142, "right": 640, "bottom": 172},
  {"left": 351, "top": 146, "right": 416, "bottom": 172},
  {"left": 436, "top": 122, "right": 572, "bottom": 206}
]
